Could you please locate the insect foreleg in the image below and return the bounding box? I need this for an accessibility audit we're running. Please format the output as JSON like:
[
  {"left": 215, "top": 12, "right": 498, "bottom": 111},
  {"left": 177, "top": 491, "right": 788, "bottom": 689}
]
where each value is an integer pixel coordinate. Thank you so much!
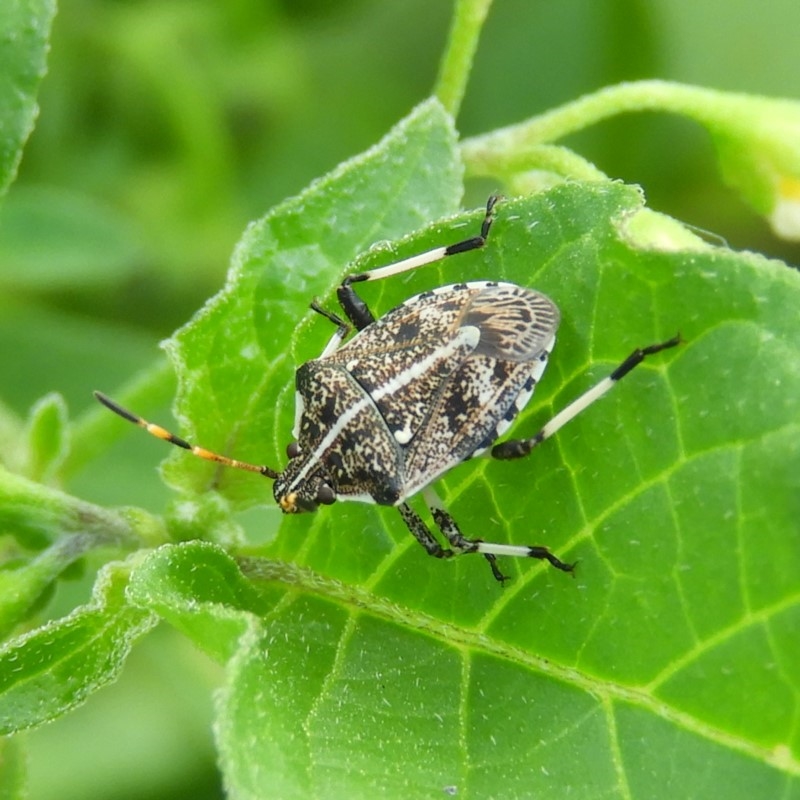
[
  {"left": 492, "top": 334, "right": 682, "bottom": 461},
  {"left": 336, "top": 195, "right": 500, "bottom": 332},
  {"left": 309, "top": 301, "right": 351, "bottom": 358}
]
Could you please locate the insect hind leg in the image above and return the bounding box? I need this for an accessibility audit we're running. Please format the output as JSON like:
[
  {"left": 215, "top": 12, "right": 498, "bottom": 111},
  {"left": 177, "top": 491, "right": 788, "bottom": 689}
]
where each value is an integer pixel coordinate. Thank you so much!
[
  {"left": 422, "top": 488, "right": 573, "bottom": 584},
  {"left": 492, "top": 334, "right": 682, "bottom": 461},
  {"left": 337, "top": 195, "right": 500, "bottom": 332}
]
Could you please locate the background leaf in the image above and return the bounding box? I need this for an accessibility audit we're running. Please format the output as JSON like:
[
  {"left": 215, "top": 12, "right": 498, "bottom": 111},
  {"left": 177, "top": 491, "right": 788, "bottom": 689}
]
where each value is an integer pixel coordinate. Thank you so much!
[
  {"left": 0, "top": 186, "right": 143, "bottom": 289},
  {"left": 0, "top": 558, "right": 156, "bottom": 734},
  {"left": 0, "top": 734, "right": 25, "bottom": 800},
  {"left": 0, "top": 0, "right": 56, "bottom": 197}
]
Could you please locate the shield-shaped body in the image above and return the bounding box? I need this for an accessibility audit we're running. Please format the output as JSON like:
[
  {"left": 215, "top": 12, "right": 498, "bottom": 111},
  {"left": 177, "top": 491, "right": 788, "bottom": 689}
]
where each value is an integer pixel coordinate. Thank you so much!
[{"left": 276, "top": 281, "right": 559, "bottom": 507}]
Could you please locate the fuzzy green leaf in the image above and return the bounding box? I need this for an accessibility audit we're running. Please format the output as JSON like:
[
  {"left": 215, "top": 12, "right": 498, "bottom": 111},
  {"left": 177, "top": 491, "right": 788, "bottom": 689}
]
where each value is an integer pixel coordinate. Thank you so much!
[
  {"left": 126, "top": 541, "right": 271, "bottom": 665},
  {"left": 0, "top": 0, "right": 57, "bottom": 197},
  {"left": 151, "top": 103, "right": 798, "bottom": 797},
  {"left": 0, "top": 558, "right": 157, "bottom": 734}
]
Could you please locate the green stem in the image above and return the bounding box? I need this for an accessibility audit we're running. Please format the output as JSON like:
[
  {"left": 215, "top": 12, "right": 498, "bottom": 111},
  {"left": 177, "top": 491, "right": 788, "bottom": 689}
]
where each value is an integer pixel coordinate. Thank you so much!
[
  {"left": 467, "top": 143, "right": 610, "bottom": 186},
  {"left": 0, "top": 466, "right": 164, "bottom": 550},
  {"left": 435, "top": 0, "right": 495, "bottom": 117},
  {"left": 461, "top": 79, "right": 738, "bottom": 174}
]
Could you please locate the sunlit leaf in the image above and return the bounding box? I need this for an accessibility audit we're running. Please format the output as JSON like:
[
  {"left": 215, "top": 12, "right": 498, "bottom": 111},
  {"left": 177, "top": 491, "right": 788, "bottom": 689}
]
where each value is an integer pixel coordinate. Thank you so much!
[{"left": 151, "top": 99, "right": 800, "bottom": 797}]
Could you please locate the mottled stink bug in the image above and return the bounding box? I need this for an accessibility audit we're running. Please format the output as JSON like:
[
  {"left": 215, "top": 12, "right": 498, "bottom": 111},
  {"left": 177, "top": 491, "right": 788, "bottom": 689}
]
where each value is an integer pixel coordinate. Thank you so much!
[{"left": 96, "top": 197, "right": 680, "bottom": 583}]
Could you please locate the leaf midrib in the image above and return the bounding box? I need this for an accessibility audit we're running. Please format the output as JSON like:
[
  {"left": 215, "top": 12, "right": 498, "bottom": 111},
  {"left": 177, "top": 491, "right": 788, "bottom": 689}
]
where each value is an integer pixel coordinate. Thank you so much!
[{"left": 237, "top": 556, "right": 800, "bottom": 776}]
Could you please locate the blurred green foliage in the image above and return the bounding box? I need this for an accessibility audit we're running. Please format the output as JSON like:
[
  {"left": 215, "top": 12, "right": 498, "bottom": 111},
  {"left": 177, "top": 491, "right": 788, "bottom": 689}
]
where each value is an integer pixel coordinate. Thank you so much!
[
  {"left": 3, "top": 0, "right": 799, "bottom": 413},
  {"left": 1, "top": 1, "right": 799, "bottom": 798}
]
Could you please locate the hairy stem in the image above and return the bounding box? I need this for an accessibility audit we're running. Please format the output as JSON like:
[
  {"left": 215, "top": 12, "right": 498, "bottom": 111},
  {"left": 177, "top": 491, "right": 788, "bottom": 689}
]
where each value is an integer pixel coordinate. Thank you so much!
[{"left": 435, "top": 0, "right": 495, "bottom": 117}]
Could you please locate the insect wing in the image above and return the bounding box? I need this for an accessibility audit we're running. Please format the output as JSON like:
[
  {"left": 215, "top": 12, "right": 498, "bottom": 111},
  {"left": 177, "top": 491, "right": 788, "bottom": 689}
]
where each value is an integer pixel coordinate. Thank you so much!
[{"left": 403, "top": 283, "right": 558, "bottom": 494}]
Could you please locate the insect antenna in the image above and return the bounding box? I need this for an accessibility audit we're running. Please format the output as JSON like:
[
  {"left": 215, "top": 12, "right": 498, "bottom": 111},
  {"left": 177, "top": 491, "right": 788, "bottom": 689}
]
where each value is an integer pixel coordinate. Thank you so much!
[{"left": 94, "top": 391, "right": 280, "bottom": 479}]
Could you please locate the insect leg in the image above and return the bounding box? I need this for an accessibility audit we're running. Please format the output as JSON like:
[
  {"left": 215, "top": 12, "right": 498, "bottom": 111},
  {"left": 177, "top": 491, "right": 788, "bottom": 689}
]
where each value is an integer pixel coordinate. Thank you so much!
[
  {"left": 397, "top": 502, "right": 455, "bottom": 562},
  {"left": 423, "top": 488, "right": 573, "bottom": 584},
  {"left": 492, "top": 335, "right": 682, "bottom": 461},
  {"left": 309, "top": 300, "right": 351, "bottom": 358},
  {"left": 337, "top": 195, "right": 500, "bottom": 331}
]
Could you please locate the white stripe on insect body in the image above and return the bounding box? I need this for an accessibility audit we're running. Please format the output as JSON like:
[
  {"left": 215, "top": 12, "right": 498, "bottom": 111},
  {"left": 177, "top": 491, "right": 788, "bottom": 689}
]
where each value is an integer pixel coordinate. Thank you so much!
[
  {"left": 285, "top": 393, "right": 371, "bottom": 495},
  {"left": 371, "top": 326, "right": 480, "bottom": 403}
]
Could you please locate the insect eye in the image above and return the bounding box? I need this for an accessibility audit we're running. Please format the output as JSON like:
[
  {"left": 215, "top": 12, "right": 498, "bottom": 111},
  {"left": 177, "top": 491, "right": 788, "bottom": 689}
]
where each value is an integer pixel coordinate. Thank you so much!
[
  {"left": 286, "top": 441, "right": 301, "bottom": 459},
  {"left": 316, "top": 484, "right": 336, "bottom": 505}
]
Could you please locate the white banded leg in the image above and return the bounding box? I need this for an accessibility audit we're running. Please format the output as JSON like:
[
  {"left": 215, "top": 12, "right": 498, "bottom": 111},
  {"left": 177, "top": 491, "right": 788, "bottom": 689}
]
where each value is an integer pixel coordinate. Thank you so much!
[
  {"left": 492, "top": 335, "right": 682, "bottom": 461},
  {"left": 308, "top": 191, "right": 497, "bottom": 350},
  {"left": 422, "top": 487, "right": 574, "bottom": 584},
  {"left": 337, "top": 196, "right": 499, "bottom": 331}
]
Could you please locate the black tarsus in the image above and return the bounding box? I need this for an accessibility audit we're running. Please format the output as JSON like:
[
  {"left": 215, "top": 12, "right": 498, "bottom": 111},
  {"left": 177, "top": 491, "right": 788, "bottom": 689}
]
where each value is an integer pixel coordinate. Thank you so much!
[{"left": 610, "top": 333, "right": 682, "bottom": 382}]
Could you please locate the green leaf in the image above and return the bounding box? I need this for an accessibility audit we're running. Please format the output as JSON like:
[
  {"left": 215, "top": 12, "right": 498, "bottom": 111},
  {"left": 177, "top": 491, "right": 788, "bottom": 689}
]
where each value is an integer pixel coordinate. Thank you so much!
[
  {"left": 0, "top": 0, "right": 57, "bottom": 197},
  {"left": 0, "top": 537, "right": 82, "bottom": 639},
  {"left": 126, "top": 541, "right": 271, "bottom": 664},
  {"left": 0, "top": 466, "right": 157, "bottom": 636},
  {"left": 162, "top": 165, "right": 799, "bottom": 796},
  {"left": 0, "top": 558, "right": 157, "bottom": 734},
  {"left": 0, "top": 187, "right": 144, "bottom": 289},
  {"left": 0, "top": 398, "right": 23, "bottom": 475},
  {"left": 23, "top": 392, "right": 68, "bottom": 482}
]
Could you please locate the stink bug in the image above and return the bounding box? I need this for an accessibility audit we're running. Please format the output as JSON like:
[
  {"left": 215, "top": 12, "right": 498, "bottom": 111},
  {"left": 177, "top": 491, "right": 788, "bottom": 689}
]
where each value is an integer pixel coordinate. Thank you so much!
[{"left": 96, "top": 197, "right": 680, "bottom": 583}]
